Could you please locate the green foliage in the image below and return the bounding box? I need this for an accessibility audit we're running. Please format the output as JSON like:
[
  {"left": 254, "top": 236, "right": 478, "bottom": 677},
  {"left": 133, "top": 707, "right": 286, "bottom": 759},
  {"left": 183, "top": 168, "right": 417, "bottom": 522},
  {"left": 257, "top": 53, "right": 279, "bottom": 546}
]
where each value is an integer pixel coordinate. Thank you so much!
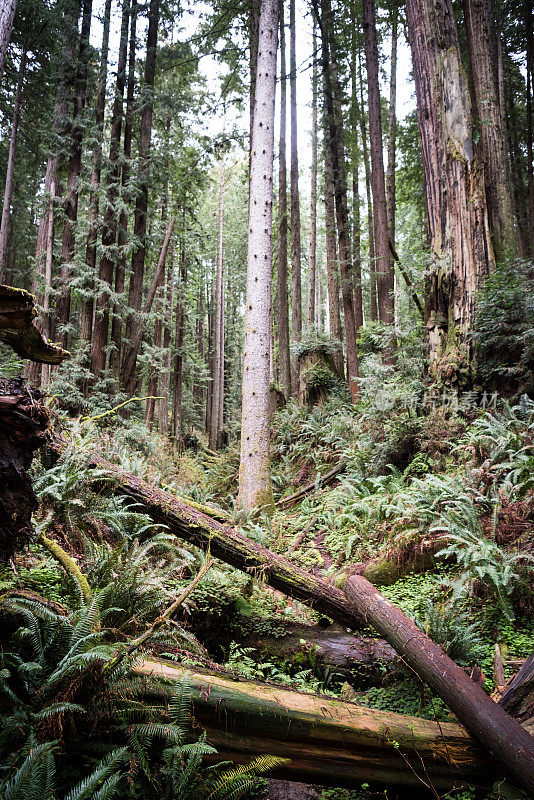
[
  {"left": 474, "top": 258, "right": 534, "bottom": 392},
  {"left": 414, "top": 599, "right": 483, "bottom": 665}
]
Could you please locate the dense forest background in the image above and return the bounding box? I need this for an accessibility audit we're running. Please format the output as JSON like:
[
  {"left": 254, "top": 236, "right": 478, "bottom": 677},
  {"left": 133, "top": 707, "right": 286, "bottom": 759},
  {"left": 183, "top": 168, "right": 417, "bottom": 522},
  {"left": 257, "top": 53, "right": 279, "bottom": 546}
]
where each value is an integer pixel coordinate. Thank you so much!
[{"left": 1, "top": 0, "right": 534, "bottom": 797}]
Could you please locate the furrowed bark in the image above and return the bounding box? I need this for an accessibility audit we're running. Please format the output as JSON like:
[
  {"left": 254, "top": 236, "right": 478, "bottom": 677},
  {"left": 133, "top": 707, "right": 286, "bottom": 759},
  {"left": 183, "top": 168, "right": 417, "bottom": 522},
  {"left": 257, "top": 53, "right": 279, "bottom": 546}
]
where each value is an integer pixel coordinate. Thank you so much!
[
  {"left": 277, "top": 2, "right": 290, "bottom": 398},
  {"left": 289, "top": 0, "right": 302, "bottom": 396},
  {"left": 134, "top": 658, "right": 496, "bottom": 791},
  {"left": 0, "top": 0, "right": 18, "bottom": 80},
  {"left": 343, "top": 574, "right": 534, "bottom": 795}
]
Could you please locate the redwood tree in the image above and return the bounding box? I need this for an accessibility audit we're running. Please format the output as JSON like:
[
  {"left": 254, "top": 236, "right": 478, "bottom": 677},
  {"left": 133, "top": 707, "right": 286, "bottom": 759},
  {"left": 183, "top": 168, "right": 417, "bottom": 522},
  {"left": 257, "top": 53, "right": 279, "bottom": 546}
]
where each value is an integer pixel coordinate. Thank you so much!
[
  {"left": 277, "top": 1, "right": 290, "bottom": 398},
  {"left": 406, "top": 0, "right": 495, "bottom": 384}
]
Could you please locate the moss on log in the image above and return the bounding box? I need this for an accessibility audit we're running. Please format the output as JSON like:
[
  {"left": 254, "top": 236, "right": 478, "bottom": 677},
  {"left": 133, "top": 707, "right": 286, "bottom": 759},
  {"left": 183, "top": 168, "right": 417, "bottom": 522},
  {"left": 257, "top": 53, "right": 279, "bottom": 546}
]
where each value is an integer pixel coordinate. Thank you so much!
[{"left": 133, "top": 657, "right": 495, "bottom": 791}]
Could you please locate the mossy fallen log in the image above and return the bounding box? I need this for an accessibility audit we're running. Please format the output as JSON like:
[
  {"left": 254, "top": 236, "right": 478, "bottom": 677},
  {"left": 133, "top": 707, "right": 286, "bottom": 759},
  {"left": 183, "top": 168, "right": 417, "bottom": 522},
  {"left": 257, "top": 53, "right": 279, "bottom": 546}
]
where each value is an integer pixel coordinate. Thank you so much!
[{"left": 133, "top": 657, "right": 496, "bottom": 791}]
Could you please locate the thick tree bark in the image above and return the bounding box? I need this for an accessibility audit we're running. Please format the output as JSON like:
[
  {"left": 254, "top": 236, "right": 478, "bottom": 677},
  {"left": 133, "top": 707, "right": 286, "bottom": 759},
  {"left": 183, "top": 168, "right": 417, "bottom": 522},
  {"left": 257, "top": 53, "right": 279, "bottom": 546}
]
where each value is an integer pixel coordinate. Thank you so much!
[
  {"left": 79, "top": 0, "right": 113, "bottom": 350},
  {"left": 110, "top": 2, "right": 138, "bottom": 373},
  {"left": 157, "top": 239, "right": 174, "bottom": 434},
  {"left": 343, "top": 574, "right": 534, "bottom": 795},
  {"left": 307, "top": 22, "right": 318, "bottom": 331},
  {"left": 122, "top": 0, "right": 160, "bottom": 384},
  {"left": 362, "top": 0, "right": 394, "bottom": 336},
  {"left": 358, "top": 64, "right": 377, "bottom": 322},
  {"left": 0, "top": 0, "right": 17, "bottom": 79},
  {"left": 386, "top": 6, "right": 397, "bottom": 247},
  {"left": 406, "top": 0, "right": 495, "bottom": 386},
  {"left": 349, "top": 4, "right": 363, "bottom": 335},
  {"left": 277, "top": 3, "right": 290, "bottom": 398},
  {"left": 209, "top": 163, "right": 226, "bottom": 450},
  {"left": 463, "top": 0, "right": 518, "bottom": 259},
  {"left": 289, "top": 0, "right": 302, "bottom": 396},
  {"left": 54, "top": 0, "right": 93, "bottom": 349},
  {"left": 0, "top": 46, "right": 26, "bottom": 282},
  {"left": 317, "top": 0, "right": 359, "bottom": 400},
  {"left": 238, "top": 0, "right": 279, "bottom": 511},
  {"left": 135, "top": 658, "right": 496, "bottom": 792},
  {"left": 91, "top": 0, "right": 131, "bottom": 379}
]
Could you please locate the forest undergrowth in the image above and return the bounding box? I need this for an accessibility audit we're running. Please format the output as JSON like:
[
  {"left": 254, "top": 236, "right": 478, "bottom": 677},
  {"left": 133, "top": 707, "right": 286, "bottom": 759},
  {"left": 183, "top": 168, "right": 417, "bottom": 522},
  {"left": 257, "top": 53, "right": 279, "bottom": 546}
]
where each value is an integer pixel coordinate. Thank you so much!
[{"left": 1, "top": 368, "right": 533, "bottom": 800}]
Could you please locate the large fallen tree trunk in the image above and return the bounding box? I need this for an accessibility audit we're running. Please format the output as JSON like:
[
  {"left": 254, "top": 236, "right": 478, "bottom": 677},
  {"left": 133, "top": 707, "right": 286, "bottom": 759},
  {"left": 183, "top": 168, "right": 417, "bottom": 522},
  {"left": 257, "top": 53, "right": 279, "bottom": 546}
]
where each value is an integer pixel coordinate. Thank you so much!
[
  {"left": 77, "top": 453, "right": 534, "bottom": 793},
  {"left": 343, "top": 575, "right": 534, "bottom": 795},
  {"left": 499, "top": 651, "right": 534, "bottom": 735},
  {"left": 134, "top": 657, "right": 496, "bottom": 792}
]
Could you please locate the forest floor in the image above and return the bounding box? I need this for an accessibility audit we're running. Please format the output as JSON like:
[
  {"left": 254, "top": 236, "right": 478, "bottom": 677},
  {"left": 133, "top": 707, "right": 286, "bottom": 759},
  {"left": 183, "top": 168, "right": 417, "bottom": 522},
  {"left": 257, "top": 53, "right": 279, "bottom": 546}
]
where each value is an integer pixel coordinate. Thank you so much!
[{"left": 2, "top": 391, "right": 534, "bottom": 799}]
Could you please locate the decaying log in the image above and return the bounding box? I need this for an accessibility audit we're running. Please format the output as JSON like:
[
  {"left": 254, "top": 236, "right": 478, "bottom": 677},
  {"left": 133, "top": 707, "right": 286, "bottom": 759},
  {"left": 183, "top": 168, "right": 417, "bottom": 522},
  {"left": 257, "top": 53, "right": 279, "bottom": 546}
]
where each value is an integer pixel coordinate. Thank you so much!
[
  {"left": 343, "top": 575, "right": 534, "bottom": 795},
  {"left": 67, "top": 451, "right": 534, "bottom": 793},
  {"left": 237, "top": 621, "right": 398, "bottom": 685},
  {"left": 0, "top": 380, "right": 50, "bottom": 560},
  {"left": 276, "top": 462, "right": 346, "bottom": 509},
  {"left": 499, "top": 651, "right": 534, "bottom": 734},
  {"left": 134, "top": 657, "right": 496, "bottom": 791},
  {"left": 0, "top": 285, "right": 69, "bottom": 364}
]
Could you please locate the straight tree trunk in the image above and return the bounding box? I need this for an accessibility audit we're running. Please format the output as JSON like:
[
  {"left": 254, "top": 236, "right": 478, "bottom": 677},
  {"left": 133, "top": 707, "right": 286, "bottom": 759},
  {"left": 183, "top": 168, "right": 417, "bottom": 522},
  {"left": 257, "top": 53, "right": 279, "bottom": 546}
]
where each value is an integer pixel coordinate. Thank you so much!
[
  {"left": 40, "top": 180, "right": 56, "bottom": 388},
  {"left": 463, "top": 0, "right": 518, "bottom": 259},
  {"left": 406, "top": 0, "right": 496, "bottom": 385},
  {"left": 157, "top": 240, "right": 174, "bottom": 435},
  {"left": 54, "top": 0, "right": 93, "bottom": 349},
  {"left": 358, "top": 57, "right": 377, "bottom": 322},
  {"left": 317, "top": 0, "right": 359, "bottom": 400},
  {"left": 0, "top": 45, "right": 26, "bottom": 282},
  {"left": 122, "top": 0, "right": 160, "bottom": 384},
  {"left": 121, "top": 216, "right": 175, "bottom": 395},
  {"left": 79, "top": 0, "right": 113, "bottom": 350},
  {"left": 238, "top": 0, "right": 279, "bottom": 511},
  {"left": 386, "top": 6, "right": 397, "bottom": 247},
  {"left": 110, "top": 1, "right": 138, "bottom": 373},
  {"left": 526, "top": 0, "right": 534, "bottom": 256},
  {"left": 362, "top": 0, "right": 394, "bottom": 335},
  {"left": 209, "top": 162, "right": 226, "bottom": 450},
  {"left": 277, "top": 2, "right": 290, "bottom": 399},
  {"left": 171, "top": 236, "right": 187, "bottom": 441},
  {"left": 323, "top": 123, "right": 343, "bottom": 363},
  {"left": 0, "top": 0, "right": 18, "bottom": 80},
  {"left": 289, "top": 0, "right": 302, "bottom": 396},
  {"left": 90, "top": 0, "right": 131, "bottom": 379},
  {"left": 350, "top": 1, "right": 363, "bottom": 334},
  {"left": 307, "top": 21, "right": 318, "bottom": 330}
]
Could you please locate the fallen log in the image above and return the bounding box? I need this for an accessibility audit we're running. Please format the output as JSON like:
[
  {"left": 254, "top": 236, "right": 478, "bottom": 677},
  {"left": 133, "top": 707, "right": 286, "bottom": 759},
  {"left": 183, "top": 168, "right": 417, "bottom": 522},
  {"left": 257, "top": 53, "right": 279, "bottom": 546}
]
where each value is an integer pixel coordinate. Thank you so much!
[
  {"left": 72, "top": 451, "right": 534, "bottom": 793},
  {"left": 134, "top": 657, "right": 496, "bottom": 792},
  {"left": 343, "top": 575, "right": 534, "bottom": 795},
  {"left": 276, "top": 462, "right": 346, "bottom": 510},
  {"left": 80, "top": 451, "right": 366, "bottom": 630},
  {"left": 0, "top": 284, "right": 70, "bottom": 364},
  {"left": 499, "top": 651, "right": 534, "bottom": 734}
]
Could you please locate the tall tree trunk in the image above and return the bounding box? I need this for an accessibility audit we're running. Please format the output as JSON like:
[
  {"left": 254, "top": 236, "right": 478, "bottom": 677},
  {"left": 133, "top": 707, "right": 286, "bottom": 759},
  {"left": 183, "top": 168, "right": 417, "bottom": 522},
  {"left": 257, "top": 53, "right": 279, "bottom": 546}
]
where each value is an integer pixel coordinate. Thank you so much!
[
  {"left": 0, "top": 0, "right": 18, "bottom": 80},
  {"left": 209, "top": 162, "right": 226, "bottom": 450},
  {"left": 121, "top": 216, "right": 175, "bottom": 395},
  {"left": 110, "top": 1, "right": 138, "bottom": 373},
  {"left": 249, "top": 0, "right": 261, "bottom": 147},
  {"left": 463, "top": 0, "right": 518, "bottom": 259},
  {"left": 307, "top": 21, "right": 318, "bottom": 330},
  {"left": 122, "top": 0, "right": 160, "bottom": 388},
  {"left": 54, "top": 0, "right": 93, "bottom": 349},
  {"left": 171, "top": 235, "right": 187, "bottom": 441},
  {"left": 350, "top": 0, "right": 363, "bottom": 334},
  {"left": 157, "top": 240, "right": 174, "bottom": 435},
  {"left": 406, "top": 0, "right": 495, "bottom": 385},
  {"left": 90, "top": 0, "right": 131, "bottom": 379},
  {"left": 289, "top": 0, "right": 302, "bottom": 396},
  {"left": 0, "top": 45, "right": 26, "bottom": 282},
  {"left": 79, "top": 0, "right": 113, "bottom": 350},
  {"left": 386, "top": 5, "right": 397, "bottom": 247},
  {"left": 527, "top": 0, "right": 534, "bottom": 256},
  {"left": 317, "top": 0, "right": 359, "bottom": 400},
  {"left": 40, "top": 179, "right": 56, "bottom": 388},
  {"left": 238, "top": 0, "right": 279, "bottom": 512},
  {"left": 277, "top": 2, "right": 290, "bottom": 398},
  {"left": 362, "top": 0, "right": 394, "bottom": 337},
  {"left": 323, "top": 119, "right": 343, "bottom": 367},
  {"left": 358, "top": 55, "right": 377, "bottom": 322}
]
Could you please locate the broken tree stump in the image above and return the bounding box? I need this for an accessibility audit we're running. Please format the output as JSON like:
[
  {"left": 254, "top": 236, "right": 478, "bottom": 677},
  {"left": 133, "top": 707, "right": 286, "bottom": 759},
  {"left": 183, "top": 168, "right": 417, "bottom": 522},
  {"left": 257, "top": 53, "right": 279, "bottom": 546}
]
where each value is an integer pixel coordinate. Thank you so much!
[
  {"left": 0, "top": 285, "right": 70, "bottom": 364},
  {"left": 0, "top": 379, "right": 50, "bottom": 560}
]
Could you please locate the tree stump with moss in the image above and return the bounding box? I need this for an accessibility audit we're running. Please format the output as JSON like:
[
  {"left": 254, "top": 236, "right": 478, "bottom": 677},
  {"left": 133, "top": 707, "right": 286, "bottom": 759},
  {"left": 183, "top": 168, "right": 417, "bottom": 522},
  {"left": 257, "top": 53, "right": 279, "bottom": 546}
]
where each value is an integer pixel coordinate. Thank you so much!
[{"left": 297, "top": 342, "right": 344, "bottom": 405}]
